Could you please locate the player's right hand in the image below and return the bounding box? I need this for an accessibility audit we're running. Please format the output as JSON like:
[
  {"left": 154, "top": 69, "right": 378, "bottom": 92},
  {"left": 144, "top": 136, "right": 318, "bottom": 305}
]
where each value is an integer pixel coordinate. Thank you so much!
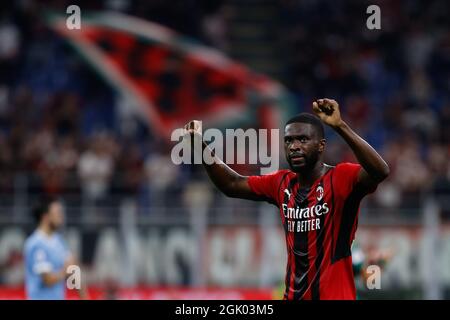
[
  {"left": 184, "top": 120, "right": 202, "bottom": 135},
  {"left": 184, "top": 120, "right": 203, "bottom": 151},
  {"left": 184, "top": 120, "right": 202, "bottom": 137}
]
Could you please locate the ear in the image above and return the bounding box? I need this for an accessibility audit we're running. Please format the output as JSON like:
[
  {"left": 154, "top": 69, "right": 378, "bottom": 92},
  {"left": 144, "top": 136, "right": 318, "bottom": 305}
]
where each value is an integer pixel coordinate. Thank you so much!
[{"left": 318, "top": 139, "right": 326, "bottom": 153}]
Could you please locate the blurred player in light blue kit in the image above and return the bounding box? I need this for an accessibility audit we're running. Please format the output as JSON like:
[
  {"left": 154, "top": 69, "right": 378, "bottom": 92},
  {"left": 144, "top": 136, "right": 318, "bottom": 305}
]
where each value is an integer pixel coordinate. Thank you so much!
[{"left": 24, "top": 197, "right": 85, "bottom": 300}]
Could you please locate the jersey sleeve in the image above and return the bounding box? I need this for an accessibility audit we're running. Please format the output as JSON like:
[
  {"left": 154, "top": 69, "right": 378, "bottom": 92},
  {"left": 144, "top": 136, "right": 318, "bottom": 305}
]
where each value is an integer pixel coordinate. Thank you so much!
[
  {"left": 247, "top": 170, "right": 287, "bottom": 206},
  {"left": 336, "top": 162, "right": 377, "bottom": 197},
  {"left": 335, "top": 162, "right": 360, "bottom": 193}
]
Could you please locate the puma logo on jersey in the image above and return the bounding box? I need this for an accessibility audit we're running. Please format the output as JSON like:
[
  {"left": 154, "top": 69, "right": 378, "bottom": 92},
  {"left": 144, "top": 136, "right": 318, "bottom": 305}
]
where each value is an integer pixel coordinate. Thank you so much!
[{"left": 284, "top": 189, "right": 292, "bottom": 200}]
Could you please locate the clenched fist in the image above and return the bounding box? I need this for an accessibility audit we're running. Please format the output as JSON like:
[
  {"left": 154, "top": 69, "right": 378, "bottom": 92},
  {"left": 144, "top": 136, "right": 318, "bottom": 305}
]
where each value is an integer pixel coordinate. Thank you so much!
[
  {"left": 184, "top": 120, "right": 203, "bottom": 152},
  {"left": 312, "top": 98, "right": 343, "bottom": 128},
  {"left": 184, "top": 120, "right": 202, "bottom": 137}
]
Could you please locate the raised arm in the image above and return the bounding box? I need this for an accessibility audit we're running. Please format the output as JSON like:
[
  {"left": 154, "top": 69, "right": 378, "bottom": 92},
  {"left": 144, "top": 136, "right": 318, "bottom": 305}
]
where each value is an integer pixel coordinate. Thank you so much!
[
  {"left": 184, "top": 120, "right": 261, "bottom": 200},
  {"left": 312, "top": 99, "right": 390, "bottom": 191}
]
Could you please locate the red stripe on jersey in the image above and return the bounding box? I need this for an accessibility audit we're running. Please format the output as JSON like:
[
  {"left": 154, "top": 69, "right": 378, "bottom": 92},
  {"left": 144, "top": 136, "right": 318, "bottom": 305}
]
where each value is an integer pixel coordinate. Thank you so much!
[
  {"left": 306, "top": 186, "right": 319, "bottom": 299},
  {"left": 311, "top": 172, "right": 333, "bottom": 299}
]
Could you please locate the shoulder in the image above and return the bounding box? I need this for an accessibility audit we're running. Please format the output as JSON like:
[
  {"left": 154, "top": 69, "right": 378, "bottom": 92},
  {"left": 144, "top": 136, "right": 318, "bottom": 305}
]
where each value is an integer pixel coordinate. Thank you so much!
[
  {"left": 330, "top": 162, "right": 363, "bottom": 197},
  {"left": 247, "top": 169, "right": 294, "bottom": 198},
  {"left": 24, "top": 232, "right": 39, "bottom": 249},
  {"left": 278, "top": 170, "right": 296, "bottom": 185},
  {"left": 334, "top": 162, "right": 361, "bottom": 173},
  {"left": 24, "top": 232, "right": 45, "bottom": 256},
  {"left": 332, "top": 162, "right": 362, "bottom": 180},
  {"left": 258, "top": 169, "right": 294, "bottom": 184},
  {"left": 267, "top": 169, "right": 294, "bottom": 179},
  {"left": 55, "top": 233, "right": 68, "bottom": 246}
]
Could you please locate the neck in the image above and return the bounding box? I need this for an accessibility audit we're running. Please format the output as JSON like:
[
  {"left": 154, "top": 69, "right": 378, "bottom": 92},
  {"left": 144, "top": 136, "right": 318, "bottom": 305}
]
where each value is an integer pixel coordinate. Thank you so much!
[
  {"left": 38, "top": 223, "right": 54, "bottom": 236},
  {"left": 296, "top": 161, "right": 326, "bottom": 187}
]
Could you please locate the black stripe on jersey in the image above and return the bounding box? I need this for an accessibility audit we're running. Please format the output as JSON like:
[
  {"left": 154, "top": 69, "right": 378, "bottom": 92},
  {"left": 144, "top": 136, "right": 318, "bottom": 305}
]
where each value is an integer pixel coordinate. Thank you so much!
[
  {"left": 284, "top": 255, "right": 291, "bottom": 300},
  {"left": 292, "top": 186, "right": 310, "bottom": 300},
  {"left": 330, "top": 170, "right": 336, "bottom": 263},
  {"left": 311, "top": 180, "right": 326, "bottom": 300},
  {"left": 278, "top": 172, "right": 291, "bottom": 206},
  {"left": 282, "top": 176, "right": 297, "bottom": 231},
  {"left": 332, "top": 187, "right": 365, "bottom": 263},
  {"left": 283, "top": 176, "right": 298, "bottom": 299}
]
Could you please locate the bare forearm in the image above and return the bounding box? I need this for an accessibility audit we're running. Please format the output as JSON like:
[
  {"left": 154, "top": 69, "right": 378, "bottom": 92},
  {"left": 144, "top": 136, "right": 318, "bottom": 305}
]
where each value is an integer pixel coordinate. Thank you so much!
[
  {"left": 201, "top": 141, "right": 246, "bottom": 197},
  {"left": 41, "top": 269, "right": 66, "bottom": 287},
  {"left": 333, "top": 121, "right": 389, "bottom": 181},
  {"left": 185, "top": 120, "right": 254, "bottom": 199}
]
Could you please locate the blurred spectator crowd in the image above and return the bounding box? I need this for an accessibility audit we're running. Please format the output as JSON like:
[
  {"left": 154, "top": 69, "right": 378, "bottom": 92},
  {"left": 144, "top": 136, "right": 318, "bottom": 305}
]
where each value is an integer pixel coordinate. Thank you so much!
[
  {"left": 278, "top": 0, "right": 450, "bottom": 215},
  {"left": 0, "top": 0, "right": 448, "bottom": 219}
]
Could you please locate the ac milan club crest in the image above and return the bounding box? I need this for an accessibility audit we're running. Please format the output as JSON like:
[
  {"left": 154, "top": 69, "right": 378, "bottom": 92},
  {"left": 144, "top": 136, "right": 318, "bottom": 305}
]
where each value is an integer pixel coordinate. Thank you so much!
[{"left": 316, "top": 185, "right": 324, "bottom": 201}]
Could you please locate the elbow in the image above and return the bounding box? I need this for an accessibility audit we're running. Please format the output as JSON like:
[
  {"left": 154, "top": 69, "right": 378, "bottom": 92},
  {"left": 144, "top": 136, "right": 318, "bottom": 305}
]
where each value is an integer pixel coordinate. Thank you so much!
[
  {"left": 377, "top": 163, "right": 390, "bottom": 182},
  {"left": 368, "top": 163, "right": 390, "bottom": 184},
  {"left": 220, "top": 179, "right": 240, "bottom": 198},
  {"left": 222, "top": 187, "right": 237, "bottom": 198},
  {"left": 221, "top": 188, "right": 231, "bottom": 197}
]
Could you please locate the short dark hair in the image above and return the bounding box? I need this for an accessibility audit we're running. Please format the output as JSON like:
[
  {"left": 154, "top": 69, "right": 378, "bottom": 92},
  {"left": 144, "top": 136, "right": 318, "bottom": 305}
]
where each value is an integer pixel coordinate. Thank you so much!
[
  {"left": 32, "top": 196, "right": 59, "bottom": 223},
  {"left": 285, "top": 113, "right": 325, "bottom": 138}
]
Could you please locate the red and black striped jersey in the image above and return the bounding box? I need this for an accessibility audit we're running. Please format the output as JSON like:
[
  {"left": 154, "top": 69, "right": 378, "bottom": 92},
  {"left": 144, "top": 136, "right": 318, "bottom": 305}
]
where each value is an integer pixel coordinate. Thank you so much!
[{"left": 248, "top": 162, "right": 376, "bottom": 300}]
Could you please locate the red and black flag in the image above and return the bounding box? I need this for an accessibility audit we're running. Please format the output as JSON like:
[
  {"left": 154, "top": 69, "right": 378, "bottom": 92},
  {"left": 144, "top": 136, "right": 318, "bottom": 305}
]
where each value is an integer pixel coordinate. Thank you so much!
[{"left": 45, "top": 11, "right": 294, "bottom": 138}]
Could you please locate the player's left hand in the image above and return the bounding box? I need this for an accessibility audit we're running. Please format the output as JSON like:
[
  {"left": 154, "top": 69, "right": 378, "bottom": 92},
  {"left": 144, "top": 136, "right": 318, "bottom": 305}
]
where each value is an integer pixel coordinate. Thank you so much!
[{"left": 312, "top": 98, "right": 343, "bottom": 128}]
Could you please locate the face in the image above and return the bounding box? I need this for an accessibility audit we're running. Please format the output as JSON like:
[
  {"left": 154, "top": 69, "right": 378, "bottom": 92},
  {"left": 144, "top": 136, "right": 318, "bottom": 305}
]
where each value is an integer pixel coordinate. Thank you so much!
[
  {"left": 45, "top": 201, "right": 65, "bottom": 230},
  {"left": 284, "top": 123, "right": 325, "bottom": 172}
]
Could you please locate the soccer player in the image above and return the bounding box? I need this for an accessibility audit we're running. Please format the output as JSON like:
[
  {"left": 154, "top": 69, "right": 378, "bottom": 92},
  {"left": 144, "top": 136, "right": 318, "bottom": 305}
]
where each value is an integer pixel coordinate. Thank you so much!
[
  {"left": 184, "top": 98, "right": 389, "bottom": 300},
  {"left": 24, "top": 196, "right": 87, "bottom": 300}
]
